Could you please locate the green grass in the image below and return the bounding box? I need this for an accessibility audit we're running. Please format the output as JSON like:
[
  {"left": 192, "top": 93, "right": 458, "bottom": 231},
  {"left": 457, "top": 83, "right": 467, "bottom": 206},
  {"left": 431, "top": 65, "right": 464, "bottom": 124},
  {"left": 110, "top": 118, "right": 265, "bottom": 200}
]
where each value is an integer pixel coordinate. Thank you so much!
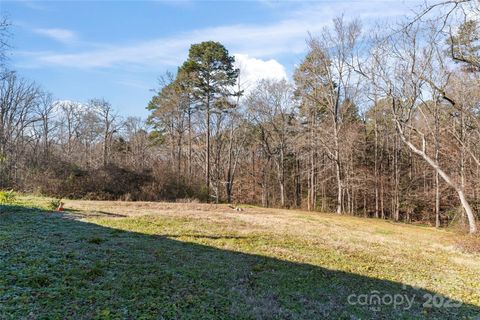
[{"left": 0, "top": 196, "right": 479, "bottom": 319}]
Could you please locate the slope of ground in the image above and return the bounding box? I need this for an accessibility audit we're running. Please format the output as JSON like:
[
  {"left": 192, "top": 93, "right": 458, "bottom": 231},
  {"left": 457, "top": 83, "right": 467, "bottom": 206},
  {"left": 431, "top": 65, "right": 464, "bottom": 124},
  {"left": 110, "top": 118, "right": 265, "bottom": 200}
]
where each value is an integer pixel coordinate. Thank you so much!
[{"left": 1, "top": 196, "right": 479, "bottom": 319}]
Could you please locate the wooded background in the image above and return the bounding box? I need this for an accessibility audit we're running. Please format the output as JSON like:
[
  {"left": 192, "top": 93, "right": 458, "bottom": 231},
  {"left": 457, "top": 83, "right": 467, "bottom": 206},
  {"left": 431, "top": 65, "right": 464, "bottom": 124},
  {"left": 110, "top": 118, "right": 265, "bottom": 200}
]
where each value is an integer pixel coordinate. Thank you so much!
[{"left": 1, "top": 1, "right": 479, "bottom": 231}]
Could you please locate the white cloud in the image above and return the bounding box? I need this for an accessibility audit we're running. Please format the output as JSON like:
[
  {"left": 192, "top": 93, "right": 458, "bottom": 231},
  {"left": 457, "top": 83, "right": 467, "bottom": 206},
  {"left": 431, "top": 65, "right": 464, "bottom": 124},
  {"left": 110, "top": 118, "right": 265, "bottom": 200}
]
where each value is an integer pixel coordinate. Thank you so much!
[
  {"left": 34, "top": 28, "right": 77, "bottom": 43},
  {"left": 21, "top": 1, "right": 421, "bottom": 69},
  {"left": 31, "top": 19, "right": 311, "bottom": 69},
  {"left": 234, "top": 54, "right": 287, "bottom": 91}
]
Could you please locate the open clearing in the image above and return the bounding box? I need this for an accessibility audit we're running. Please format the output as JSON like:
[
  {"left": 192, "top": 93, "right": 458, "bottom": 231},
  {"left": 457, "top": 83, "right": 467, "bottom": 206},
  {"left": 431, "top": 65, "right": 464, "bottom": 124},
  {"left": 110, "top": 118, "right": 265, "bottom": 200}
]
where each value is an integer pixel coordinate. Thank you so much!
[{"left": 1, "top": 196, "right": 480, "bottom": 319}]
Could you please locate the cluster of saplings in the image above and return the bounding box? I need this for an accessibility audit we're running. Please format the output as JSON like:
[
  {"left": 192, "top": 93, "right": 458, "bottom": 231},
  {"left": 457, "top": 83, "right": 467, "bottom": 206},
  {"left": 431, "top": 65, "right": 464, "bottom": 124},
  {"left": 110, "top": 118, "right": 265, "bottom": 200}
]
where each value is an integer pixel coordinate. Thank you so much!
[{"left": 0, "top": 2, "right": 479, "bottom": 232}]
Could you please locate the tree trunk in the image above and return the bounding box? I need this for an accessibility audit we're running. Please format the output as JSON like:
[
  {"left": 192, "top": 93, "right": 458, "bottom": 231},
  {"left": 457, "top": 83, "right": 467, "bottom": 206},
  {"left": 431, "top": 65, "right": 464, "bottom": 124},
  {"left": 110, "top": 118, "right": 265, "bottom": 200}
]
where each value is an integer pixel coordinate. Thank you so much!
[
  {"left": 188, "top": 107, "right": 192, "bottom": 180},
  {"left": 374, "top": 101, "right": 379, "bottom": 218},
  {"left": 394, "top": 116, "right": 477, "bottom": 233},
  {"left": 434, "top": 101, "right": 441, "bottom": 228},
  {"left": 335, "top": 158, "right": 342, "bottom": 214},
  {"left": 393, "top": 132, "right": 400, "bottom": 221},
  {"left": 277, "top": 149, "right": 286, "bottom": 208},
  {"left": 206, "top": 102, "right": 211, "bottom": 201}
]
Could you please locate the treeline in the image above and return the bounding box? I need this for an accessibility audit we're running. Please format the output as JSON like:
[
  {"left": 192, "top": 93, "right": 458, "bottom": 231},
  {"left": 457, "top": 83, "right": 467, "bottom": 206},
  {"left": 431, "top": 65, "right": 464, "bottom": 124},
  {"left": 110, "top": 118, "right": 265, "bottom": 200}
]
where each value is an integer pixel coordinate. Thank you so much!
[
  {"left": 145, "top": 1, "right": 480, "bottom": 233},
  {"left": 1, "top": 1, "right": 479, "bottom": 232}
]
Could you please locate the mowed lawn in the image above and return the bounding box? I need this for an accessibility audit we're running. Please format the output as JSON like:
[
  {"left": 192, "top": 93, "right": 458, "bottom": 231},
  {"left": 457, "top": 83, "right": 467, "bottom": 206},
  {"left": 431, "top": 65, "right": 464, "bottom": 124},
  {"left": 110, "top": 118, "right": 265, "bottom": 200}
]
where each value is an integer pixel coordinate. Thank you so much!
[{"left": 1, "top": 197, "right": 480, "bottom": 319}]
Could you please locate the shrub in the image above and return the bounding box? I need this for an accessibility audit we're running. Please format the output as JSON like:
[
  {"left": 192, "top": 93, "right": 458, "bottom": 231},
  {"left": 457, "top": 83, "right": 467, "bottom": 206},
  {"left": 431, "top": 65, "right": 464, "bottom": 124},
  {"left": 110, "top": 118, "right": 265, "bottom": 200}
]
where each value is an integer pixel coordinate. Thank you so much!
[
  {"left": 0, "top": 190, "right": 16, "bottom": 204},
  {"left": 47, "top": 199, "right": 61, "bottom": 211}
]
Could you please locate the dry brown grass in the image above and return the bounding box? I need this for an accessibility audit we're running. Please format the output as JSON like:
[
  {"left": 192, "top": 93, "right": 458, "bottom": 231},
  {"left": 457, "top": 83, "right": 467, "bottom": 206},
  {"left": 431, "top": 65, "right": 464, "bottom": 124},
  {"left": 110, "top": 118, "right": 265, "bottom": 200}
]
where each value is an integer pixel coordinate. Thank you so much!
[{"left": 64, "top": 199, "right": 475, "bottom": 262}]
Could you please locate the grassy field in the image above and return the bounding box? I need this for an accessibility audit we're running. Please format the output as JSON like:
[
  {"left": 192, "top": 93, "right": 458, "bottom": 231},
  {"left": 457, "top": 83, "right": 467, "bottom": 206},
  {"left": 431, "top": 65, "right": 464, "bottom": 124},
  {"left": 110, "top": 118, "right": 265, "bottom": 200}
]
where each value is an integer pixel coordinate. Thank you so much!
[{"left": 1, "top": 196, "right": 480, "bottom": 319}]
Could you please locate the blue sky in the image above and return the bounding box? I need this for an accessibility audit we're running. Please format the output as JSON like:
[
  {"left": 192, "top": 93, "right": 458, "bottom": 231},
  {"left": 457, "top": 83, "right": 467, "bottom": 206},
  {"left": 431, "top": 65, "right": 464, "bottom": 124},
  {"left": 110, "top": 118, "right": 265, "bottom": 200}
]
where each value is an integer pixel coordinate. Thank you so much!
[{"left": 2, "top": 0, "right": 424, "bottom": 118}]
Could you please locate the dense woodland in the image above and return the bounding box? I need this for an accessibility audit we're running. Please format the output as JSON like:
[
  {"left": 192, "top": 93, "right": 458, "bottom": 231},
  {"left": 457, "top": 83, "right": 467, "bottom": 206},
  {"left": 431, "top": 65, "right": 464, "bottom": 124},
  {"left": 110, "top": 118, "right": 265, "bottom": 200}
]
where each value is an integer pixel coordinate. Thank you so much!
[{"left": 1, "top": 1, "right": 479, "bottom": 232}]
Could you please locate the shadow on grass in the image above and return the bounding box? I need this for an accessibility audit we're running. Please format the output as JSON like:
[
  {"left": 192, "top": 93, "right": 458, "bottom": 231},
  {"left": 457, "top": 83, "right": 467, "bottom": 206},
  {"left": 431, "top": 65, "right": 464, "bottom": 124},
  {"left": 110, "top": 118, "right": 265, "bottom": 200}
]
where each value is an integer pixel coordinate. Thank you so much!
[
  {"left": 0, "top": 204, "right": 478, "bottom": 319},
  {"left": 60, "top": 208, "right": 129, "bottom": 218}
]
